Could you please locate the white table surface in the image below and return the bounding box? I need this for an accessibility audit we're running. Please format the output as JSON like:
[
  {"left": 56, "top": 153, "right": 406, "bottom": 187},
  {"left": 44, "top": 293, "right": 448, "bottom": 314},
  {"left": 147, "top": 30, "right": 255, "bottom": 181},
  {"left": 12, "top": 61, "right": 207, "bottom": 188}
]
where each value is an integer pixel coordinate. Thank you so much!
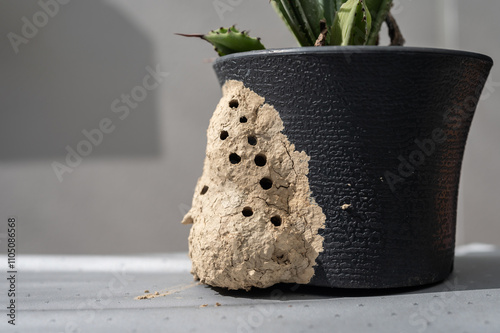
[{"left": 2, "top": 244, "right": 500, "bottom": 333}]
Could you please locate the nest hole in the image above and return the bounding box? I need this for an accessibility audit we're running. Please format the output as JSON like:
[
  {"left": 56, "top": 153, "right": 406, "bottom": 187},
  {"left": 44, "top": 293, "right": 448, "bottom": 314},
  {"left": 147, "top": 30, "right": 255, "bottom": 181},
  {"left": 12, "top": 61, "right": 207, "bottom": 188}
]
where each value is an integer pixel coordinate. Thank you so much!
[
  {"left": 270, "top": 216, "right": 282, "bottom": 227},
  {"left": 260, "top": 177, "right": 273, "bottom": 190},
  {"left": 248, "top": 136, "right": 257, "bottom": 146},
  {"left": 200, "top": 186, "right": 208, "bottom": 195},
  {"left": 220, "top": 131, "right": 229, "bottom": 140},
  {"left": 229, "top": 99, "right": 239, "bottom": 109},
  {"left": 254, "top": 154, "right": 267, "bottom": 167},
  {"left": 240, "top": 116, "right": 247, "bottom": 123},
  {"left": 242, "top": 207, "right": 253, "bottom": 217},
  {"left": 229, "top": 153, "right": 241, "bottom": 164}
]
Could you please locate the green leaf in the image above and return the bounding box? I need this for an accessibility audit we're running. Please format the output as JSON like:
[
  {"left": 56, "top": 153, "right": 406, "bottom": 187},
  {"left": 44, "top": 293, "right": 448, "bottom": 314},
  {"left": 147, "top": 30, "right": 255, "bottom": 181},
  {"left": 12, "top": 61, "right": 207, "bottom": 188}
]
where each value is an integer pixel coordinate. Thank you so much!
[
  {"left": 177, "top": 26, "right": 265, "bottom": 56},
  {"left": 298, "top": 0, "right": 324, "bottom": 38},
  {"left": 271, "top": 0, "right": 311, "bottom": 46},
  {"left": 271, "top": 0, "right": 321, "bottom": 46},
  {"left": 331, "top": 0, "right": 372, "bottom": 46},
  {"left": 321, "top": 0, "right": 348, "bottom": 26},
  {"left": 321, "top": 0, "right": 349, "bottom": 45},
  {"left": 365, "top": 0, "right": 392, "bottom": 45}
]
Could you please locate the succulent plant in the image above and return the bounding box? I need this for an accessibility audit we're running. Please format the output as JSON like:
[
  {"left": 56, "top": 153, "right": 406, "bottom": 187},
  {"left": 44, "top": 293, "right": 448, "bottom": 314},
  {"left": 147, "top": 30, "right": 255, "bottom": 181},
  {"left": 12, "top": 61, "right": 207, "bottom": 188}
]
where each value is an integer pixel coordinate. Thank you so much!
[{"left": 180, "top": 0, "right": 403, "bottom": 56}]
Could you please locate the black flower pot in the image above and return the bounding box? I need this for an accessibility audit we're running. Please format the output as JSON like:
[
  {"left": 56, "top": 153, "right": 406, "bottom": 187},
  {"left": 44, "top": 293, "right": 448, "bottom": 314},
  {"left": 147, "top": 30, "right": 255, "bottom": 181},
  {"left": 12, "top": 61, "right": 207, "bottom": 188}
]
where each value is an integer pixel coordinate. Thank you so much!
[{"left": 213, "top": 46, "right": 493, "bottom": 288}]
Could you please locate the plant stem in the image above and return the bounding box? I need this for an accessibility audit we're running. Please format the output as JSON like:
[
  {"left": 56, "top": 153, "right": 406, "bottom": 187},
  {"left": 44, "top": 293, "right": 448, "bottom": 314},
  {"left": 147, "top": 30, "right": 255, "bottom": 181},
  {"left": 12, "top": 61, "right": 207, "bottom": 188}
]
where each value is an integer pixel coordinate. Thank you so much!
[
  {"left": 385, "top": 11, "right": 405, "bottom": 46},
  {"left": 314, "top": 19, "right": 329, "bottom": 46}
]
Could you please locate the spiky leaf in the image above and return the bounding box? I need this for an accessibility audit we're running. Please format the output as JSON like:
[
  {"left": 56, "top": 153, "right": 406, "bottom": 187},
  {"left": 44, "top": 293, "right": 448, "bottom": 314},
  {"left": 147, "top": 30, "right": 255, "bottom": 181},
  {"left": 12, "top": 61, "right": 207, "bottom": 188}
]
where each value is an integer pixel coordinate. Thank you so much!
[
  {"left": 177, "top": 26, "right": 265, "bottom": 56},
  {"left": 331, "top": 0, "right": 372, "bottom": 46}
]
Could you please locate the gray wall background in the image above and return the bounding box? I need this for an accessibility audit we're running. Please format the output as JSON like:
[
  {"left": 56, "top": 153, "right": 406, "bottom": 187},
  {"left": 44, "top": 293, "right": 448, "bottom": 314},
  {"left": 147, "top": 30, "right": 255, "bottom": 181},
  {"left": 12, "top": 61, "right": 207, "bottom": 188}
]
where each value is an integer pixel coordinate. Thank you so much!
[{"left": 0, "top": 0, "right": 498, "bottom": 255}]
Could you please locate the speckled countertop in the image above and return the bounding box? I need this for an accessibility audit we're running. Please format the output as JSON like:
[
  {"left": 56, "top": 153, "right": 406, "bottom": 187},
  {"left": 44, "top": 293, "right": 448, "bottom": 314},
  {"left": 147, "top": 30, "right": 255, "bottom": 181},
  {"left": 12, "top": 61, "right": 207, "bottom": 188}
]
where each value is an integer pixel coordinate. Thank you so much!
[{"left": 3, "top": 245, "right": 500, "bottom": 332}]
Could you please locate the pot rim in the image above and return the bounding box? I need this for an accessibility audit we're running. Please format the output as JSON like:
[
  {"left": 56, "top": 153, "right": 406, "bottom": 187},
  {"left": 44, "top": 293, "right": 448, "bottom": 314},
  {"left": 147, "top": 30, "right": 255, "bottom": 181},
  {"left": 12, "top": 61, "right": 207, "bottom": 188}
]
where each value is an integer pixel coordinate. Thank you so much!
[{"left": 214, "top": 46, "right": 493, "bottom": 65}]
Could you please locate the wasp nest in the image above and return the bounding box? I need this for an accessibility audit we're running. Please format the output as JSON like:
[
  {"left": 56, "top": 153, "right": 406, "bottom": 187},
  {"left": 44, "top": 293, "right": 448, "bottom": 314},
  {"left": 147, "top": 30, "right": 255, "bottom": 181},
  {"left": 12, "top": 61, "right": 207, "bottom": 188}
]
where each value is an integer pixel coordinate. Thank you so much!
[{"left": 182, "top": 80, "right": 325, "bottom": 290}]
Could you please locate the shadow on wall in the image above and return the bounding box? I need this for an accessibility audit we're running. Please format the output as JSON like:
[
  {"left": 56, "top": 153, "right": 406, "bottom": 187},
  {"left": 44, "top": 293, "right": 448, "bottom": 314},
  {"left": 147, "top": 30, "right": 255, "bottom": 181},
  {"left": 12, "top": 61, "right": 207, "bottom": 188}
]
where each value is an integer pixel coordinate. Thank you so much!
[{"left": 0, "top": 0, "right": 161, "bottom": 161}]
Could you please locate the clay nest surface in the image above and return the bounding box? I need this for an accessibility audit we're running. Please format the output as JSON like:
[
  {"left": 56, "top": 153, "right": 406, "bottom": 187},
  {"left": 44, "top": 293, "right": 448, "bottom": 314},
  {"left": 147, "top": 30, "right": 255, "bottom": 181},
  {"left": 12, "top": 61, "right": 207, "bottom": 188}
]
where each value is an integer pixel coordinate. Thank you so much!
[{"left": 182, "top": 80, "right": 325, "bottom": 290}]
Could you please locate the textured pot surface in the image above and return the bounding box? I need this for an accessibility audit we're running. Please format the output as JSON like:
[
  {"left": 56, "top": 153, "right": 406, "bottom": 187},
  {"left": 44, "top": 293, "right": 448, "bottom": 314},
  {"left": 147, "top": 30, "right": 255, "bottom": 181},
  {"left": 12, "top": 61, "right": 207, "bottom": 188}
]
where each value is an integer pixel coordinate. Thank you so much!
[{"left": 213, "top": 46, "right": 493, "bottom": 288}]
